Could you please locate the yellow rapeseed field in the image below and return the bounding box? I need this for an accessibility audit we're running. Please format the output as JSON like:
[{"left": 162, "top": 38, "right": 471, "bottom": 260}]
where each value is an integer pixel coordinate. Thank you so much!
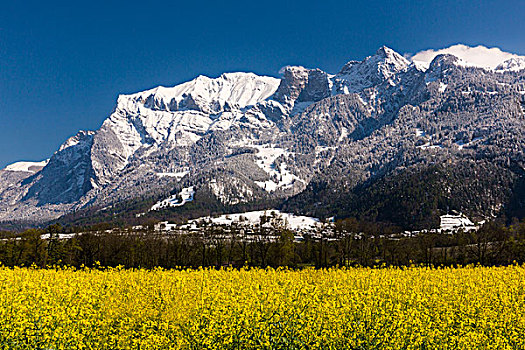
[{"left": 0, "top": 265, "right": 524, "bottom": 349}]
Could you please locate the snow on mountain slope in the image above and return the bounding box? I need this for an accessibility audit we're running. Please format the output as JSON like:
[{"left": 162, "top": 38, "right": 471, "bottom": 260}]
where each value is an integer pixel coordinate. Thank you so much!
[
  {"left": 2, "top": 44, "right": 525, "bottom": 226},
  {"left": 332, "top": 46, "right": 410, "bottom": 94},
  {"left": 109, "top": 73, "right": 280, "bottom": 151},
  {"left": 113, "top": 72, "right": 280, "bottom": 146},
  {"left": 23, "top": 130, "right": 96, "bottom": 204},
  {"left": 208, "top": 178, "right": 256, "bottom": 206},
  {"left": 58, "top": 131, "right": 95, "bottom": 152},
  {"left": 90, "top": 73, "right": 281, "bottom": 185},
  {"left": 251, "top": 144, "right": 304, "bottom": 192},
  {"left": 269, "top": 47, "right": 410, "bottom": 115},
  {"left": 4, "top": 160, "right": 49, "bottom": 173},
  {"left": 45, "top": 73, "right": 273, "bottom": 192},
  {"left": 495, "top": 58, "right": 525, "bottom": 72},
  {"left": 156, "top": 170, "right": 189, "bottom": 180},
  {"left": 128, "top": 72, "right": 280, "bottom": 113},
  {"left": 151, "top": 186, "right": 195, "bottom": 211}
]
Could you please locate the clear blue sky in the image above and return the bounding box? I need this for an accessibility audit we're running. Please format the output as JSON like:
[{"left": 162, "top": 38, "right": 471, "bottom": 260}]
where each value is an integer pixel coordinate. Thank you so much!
[{"left": 1, "top": 0, "right": 523, "bottom": 168}]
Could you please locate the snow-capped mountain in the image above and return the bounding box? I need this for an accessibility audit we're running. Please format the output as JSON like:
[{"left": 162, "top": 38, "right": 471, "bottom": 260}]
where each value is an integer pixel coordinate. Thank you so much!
[
  {"left": 495, "top": 57, "right": 525, "bottom": 72},
  {"left": 332, "top": 46, "right": 410, "bottom": 94},
  {"left": 4, "top": 160, "right": 48, "bottom": 173},
  {"left": 411, "top": 44, "right": 525, "bottom": 71},
  {"left": 91, "top": 72, "right": 280, "bottom": 187},
  {"left": 1, "top": 45, "right": 525, "bottom": 229}
]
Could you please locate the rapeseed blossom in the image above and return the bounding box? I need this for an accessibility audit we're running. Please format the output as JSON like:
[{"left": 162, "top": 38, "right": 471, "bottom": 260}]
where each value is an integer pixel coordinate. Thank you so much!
[{"left": 0, "top": 265, "right": 524, "bottom": 349}]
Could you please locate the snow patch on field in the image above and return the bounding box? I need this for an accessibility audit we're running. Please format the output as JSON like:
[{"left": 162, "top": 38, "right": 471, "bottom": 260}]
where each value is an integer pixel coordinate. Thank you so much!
[
  {"left": 151, "top": 186, "right": 194, "bottom": 211},
  {"left": 189, "top": 210, "right": 322, "bottom": 231},
  {"left": 40, "top": 233, "right": 77, "bottom": 240},
  {"left": 440, "top": 214, "right": 477, "bottom": 232}
]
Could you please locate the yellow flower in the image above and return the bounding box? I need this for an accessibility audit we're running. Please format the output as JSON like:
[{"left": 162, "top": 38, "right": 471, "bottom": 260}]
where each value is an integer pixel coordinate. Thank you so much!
[{"left": 0, "top": 265, "right": 524, "bottom": 349}]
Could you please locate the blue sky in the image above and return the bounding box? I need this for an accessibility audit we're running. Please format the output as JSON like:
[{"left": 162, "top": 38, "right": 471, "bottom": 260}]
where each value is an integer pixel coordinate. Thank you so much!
[{"left": 1, "top": 0, "right": 524, "bottom": 168}]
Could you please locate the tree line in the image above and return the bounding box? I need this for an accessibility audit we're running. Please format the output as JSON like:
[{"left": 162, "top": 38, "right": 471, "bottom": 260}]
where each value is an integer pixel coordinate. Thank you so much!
[{"left": 1, "top": 218, "right": 525, "bottom": 269}]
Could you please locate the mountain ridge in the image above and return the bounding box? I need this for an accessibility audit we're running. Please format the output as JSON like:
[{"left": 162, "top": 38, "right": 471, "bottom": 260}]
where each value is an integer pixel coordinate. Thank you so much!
[{"left": 1, "top": 45, "right": 524, "bottom": 230}]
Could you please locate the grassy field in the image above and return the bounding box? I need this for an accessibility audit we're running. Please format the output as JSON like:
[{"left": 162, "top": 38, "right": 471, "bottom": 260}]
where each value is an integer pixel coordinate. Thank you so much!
[{"left": 1, "top": 265, "right": 524, "bottom": 349}]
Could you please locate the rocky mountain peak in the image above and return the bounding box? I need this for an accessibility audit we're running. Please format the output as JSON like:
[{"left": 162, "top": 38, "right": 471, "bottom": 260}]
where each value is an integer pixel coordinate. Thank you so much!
[
  {"left": 375, "top": 45, "right": 404, "bottom": 60},
  {"left": 339, "top": 47, "right": 409, "bottom": 75},
  {"left": 58, "top": 130, "right": 96, "bottom": 152},
  {"left": 424, "top": 54, "right": 465, "bottom": 82},
  {"left": 272, "top": 66, "right": 331, "bottom": 111},
  {"left": 428, "top": 54, "right": 463, "bottom": 69},
  {"left": 333, "top": 46, "right": 410, "bottom": 94}
]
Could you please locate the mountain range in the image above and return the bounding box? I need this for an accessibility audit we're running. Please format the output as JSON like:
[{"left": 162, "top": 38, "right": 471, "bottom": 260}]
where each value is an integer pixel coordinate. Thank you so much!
[{"left": 1, "top": 45, "right": 524, "bottom": 230}]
